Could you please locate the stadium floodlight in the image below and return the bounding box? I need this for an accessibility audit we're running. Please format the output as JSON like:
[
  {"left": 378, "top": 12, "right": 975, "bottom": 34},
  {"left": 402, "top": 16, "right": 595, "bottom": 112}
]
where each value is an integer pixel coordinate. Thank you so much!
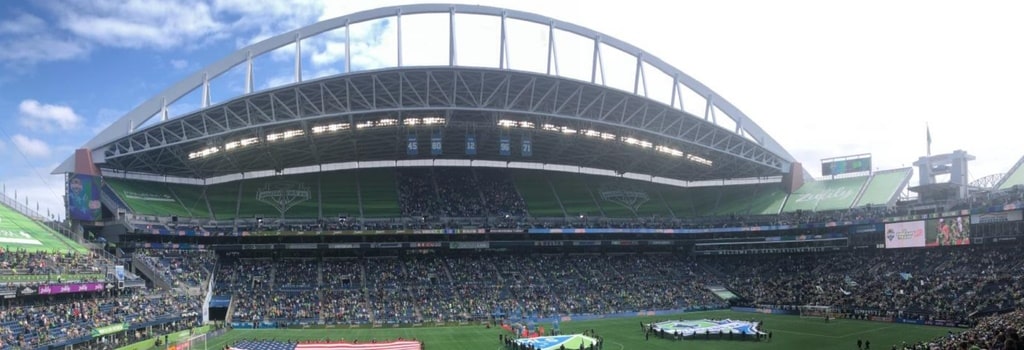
[
  {"left": 498, "top": 119, "right": 518, "bottom": 127},
  {"left": 403, "top": 118, "right": 421, "bottom": 126},
  {"left": 582, "top": 129, "right": 615, "bottom": 140},
  {"left": 422, "top": 117, "right": 445, "bottom": 125},
  {"left": 541, "top": 123, "right": 558, "bottom": 131},
  {"left": 356, "top": 121, "right": 375, "bottom": 129},
  {"left": 621, "top": 137, "right": 653, "bottom": 148},
  {"left": 225, "top": 137, "right": 259, "bottom": 150},
  {"left": 655, "top": 145, "right": 684, "bottom": 157},
  {"left": 266, "top": 129, "right": 305, "bottom": 142},
  {"left": 687, "top": 154, "right": 714, "bottom": 166},
  {"left": 188, "top": 146, "right": 220, "bottom": 159},
  {"left": 312, "top": 123, "right": 350, "bottom": 134},
  {"left": 518, "top": 121, "right": 534, "bottom": 128},
  {"left": 378, "top": 118, "right": 398, "bottom": 127}
]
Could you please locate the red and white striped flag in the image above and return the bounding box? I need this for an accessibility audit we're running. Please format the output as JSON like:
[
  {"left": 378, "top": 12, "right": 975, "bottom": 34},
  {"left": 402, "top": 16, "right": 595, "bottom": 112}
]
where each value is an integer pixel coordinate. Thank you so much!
[{"left": 296, "top": 341, "right": 422, "bottom": 350}]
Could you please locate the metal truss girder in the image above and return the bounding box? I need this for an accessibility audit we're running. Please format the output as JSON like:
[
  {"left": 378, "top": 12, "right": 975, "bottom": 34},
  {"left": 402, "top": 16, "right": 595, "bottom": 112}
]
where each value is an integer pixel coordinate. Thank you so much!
[
  {"left": 103, "top": 68, "right": 786, "bottom": 176},
  {"left": 62, "top": 4, "right": 800, "bottom": 178}
]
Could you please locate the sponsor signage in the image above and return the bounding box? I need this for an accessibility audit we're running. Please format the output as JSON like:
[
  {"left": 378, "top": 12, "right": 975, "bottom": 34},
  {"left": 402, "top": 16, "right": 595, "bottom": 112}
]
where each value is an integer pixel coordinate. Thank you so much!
[
  {"left": 38, "top": 282, "right": 106, "bottom": 295},
  {"left": 884, "top": 221, "right": 926, "bottom": 249},
  {"left": 450, "top": 241, "right": 489, "bottom": 249},
  {"left": 91, "top": 323, "right": 129, "bottom": 337},
  {"left": 971, "top": 210, "right": 1023, "bottom": 224}
]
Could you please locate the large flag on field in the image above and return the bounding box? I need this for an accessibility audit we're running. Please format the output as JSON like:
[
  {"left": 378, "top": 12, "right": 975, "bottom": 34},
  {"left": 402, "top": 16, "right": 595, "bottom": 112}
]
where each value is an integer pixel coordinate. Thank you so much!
[
  {"left": 296, "top": 342, "right": 421, "bottom": 350},
  {"left": 229, "top": 341, "right": 421, "bottom": 350}
]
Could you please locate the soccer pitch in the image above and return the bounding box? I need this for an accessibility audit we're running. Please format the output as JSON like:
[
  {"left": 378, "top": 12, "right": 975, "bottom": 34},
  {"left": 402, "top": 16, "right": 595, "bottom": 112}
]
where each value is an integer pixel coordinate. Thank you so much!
[{"left": 202, "top": 310, "right": 958, "bottom": 350}]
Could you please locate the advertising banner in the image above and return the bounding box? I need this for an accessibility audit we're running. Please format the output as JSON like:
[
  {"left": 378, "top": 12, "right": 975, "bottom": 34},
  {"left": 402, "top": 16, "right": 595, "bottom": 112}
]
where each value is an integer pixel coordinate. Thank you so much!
[
  {"left": 91, "top": 323, "right": 129, "bottom": 337},
  {"left": 971, "top": 210, "right": 1023, "bottom": 224},
  {"left": 884, "top": 221, "right": 926, "bottom": 248},
  {"left": 38, "top": 282, "right": 106, "bottom": 295}
]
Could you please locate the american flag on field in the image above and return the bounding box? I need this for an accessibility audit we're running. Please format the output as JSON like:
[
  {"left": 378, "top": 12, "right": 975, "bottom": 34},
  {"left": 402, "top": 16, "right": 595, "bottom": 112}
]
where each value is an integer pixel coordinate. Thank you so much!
[{"left": 230, "top": 340, "right": 422, "bottom": 350}]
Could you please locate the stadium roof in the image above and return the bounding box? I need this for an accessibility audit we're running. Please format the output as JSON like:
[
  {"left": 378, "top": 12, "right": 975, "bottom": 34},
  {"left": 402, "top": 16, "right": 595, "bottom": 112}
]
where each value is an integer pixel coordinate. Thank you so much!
[{"left": 54, "top": 3, "right": 804, "bottom": 182}]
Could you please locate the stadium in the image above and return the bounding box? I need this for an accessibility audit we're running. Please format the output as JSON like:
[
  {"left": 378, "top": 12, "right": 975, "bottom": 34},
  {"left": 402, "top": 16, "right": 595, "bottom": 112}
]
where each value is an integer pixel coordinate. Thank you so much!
[{"left": 2, "top": 3, "right": 1024, "bottom": 350}]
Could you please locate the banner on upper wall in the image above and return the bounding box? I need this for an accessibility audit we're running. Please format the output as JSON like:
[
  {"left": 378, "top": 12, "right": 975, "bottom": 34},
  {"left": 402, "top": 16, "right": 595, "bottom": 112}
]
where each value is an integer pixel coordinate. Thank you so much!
[
  {"left": 521, "top": 137, "right": 532, "bottom": 157},
  {"left": 884, "top": 220, "right": 926, "bottom": 249},
  {"left": 406, "top": 135, "right": 418, "bottom": 155},
  {"left": 67, "top": 173, "right": 101, "bottom": 221},
  {"left": 431, "top": 130, "right": 443, "bottom": 155},
  {"left": 499, "top": 135, "right": 511, "bottom": 156},
  {"left": 465, "top": 135, "right": 477, "bottom": 155},
  {"left": 971, "top": 210, "right": 1023, "bottom": 224}
]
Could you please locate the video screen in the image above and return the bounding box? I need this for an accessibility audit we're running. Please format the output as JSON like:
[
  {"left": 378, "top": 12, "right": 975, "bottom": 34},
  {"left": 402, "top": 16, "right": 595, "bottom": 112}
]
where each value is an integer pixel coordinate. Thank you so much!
[
  {"left": 884, "top": 221, "right": 925, "bottom": 249},
  {"left": 67, "top": 173, "right": 101, "bottom": 221},
  {"left": 925, "top": 216, "right": 970, "bottom": 246}
]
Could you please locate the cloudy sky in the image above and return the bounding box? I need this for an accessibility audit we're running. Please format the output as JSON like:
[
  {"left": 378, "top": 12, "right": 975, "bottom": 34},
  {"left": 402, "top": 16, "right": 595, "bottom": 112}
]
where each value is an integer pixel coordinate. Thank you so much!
[{"left": 0, "top": 0, "right": 1021, "bottom": 220}]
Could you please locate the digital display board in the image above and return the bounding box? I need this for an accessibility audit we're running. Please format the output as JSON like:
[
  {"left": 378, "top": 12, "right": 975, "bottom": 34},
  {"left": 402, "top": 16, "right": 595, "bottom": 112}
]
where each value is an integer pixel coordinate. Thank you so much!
[
  {"left": 822, "top": 157, "right": 872, "bottom": 176},
  {"left": 925, "top": 215, "right": 970, "bottom": 246},
  {"left": 67, "top": 173, "right": 101, "bottom": 221},
  {"left": 884, "top": 221, "right": 925, "bottom": 248}
]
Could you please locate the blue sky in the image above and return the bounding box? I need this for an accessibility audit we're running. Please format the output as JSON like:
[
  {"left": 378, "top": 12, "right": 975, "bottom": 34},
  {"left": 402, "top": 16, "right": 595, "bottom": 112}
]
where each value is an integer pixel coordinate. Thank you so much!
[{"left": 1, "top": 0, "right": 1022, "bottom": 220}]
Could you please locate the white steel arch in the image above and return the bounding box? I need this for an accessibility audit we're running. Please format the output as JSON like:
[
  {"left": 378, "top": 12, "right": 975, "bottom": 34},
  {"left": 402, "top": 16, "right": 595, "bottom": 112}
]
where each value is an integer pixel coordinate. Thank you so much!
[{"left": 54, "top": 3, "right": 798, "bottom": 175}]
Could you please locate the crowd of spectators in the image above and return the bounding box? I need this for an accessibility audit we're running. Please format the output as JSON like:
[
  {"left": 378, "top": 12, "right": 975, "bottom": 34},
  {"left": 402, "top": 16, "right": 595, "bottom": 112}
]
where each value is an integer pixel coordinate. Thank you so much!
[
  {"left": 133, "top": 249, "right": 215, "bottom": 289},
  {"left": 706, "top": 247, "right": 1024, "bottom": 325},
  {"left": 901, "top": 309, "right": 1024, "bottom": 349},
  {"left": 397, "top": 169, "right": 528, "bottom": 218},
  {"left": 0, "top": 288, "right": 200, "bottom": 350},
  {"left": 0, "top": 248, "right": 105, "bottom": 277},
  {"left": 214, "top": 254, "right": 723, "bottom": 326}
]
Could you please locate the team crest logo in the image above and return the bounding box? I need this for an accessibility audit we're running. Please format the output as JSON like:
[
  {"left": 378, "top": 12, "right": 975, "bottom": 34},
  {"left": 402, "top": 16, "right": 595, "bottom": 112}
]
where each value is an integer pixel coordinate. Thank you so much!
[
  {"left": 514, "top": 335, "right": 598, "bottom": 350},
  {"left": 650, "top": 319, "right": 764, "bottom": 337}
]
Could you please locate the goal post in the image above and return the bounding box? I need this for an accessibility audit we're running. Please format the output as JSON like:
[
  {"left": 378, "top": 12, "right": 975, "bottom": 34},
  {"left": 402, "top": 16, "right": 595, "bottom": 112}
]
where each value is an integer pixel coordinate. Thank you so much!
[
  {"left": 169, "top": 333, "right": 207, "bottom": 350},
  {"left": 798, "top": 305, "right": 834, "bottom": 320}
]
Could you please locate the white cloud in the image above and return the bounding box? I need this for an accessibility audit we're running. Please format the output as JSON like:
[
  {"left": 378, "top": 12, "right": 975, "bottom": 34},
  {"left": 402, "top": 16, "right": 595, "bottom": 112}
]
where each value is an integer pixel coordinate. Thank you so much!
[
  {"left": 48, "top": 0, "right": 326, "bottom": 51},
  {"left": 53, "top": 0, "right": 224, "bottom": 50},
  {"left": 0, "top": 13, "right": 46, "bottom": 34},
  {"left": 170, "top": 59, "right": 189, "bottom": 70},
  {"left": 18, "top": 99, "right": 84, "bottom": 132},
  {"left": 11, "top": 135, "right": 51, "bottom": 158},
  {"left": 0, "top": 34, "right": 91, "bottom": 65}
]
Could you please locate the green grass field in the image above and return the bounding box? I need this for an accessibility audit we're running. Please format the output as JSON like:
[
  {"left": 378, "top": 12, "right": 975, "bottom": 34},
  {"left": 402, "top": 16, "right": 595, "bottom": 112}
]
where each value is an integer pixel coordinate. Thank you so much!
[{"left": 201, "top": 310, "right": 958, "bottom": 350}]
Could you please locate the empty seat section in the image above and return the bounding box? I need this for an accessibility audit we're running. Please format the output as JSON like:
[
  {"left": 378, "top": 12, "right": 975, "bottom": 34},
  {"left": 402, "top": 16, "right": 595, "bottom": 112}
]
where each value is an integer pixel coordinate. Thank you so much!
[
  {"left": 857, "top": 168, "right": 912, "bottom": 207},
  {"left": 358, "top": 169, "right": 400, "bottom": 218},
  {"left": 321, "top": 171, "right": 361, "bottom": 218},
  {"left": 513, "top": 171, "right": 564, "bottom": 217},
  {"left": 104, "top": 178, "right": 191, "bottom": 217}
]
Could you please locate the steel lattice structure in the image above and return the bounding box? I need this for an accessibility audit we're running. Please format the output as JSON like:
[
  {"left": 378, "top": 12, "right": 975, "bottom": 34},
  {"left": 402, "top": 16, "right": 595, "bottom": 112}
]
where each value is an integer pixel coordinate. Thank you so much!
[{"left": 54, "top": 3, "right": 802, "bottom": 182}]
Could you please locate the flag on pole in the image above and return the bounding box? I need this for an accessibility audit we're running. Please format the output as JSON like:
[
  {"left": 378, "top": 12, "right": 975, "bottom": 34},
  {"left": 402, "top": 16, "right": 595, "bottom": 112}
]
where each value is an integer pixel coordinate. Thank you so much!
[{"left": 926, "top": 124, "right": 932, "bottom": 156}]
